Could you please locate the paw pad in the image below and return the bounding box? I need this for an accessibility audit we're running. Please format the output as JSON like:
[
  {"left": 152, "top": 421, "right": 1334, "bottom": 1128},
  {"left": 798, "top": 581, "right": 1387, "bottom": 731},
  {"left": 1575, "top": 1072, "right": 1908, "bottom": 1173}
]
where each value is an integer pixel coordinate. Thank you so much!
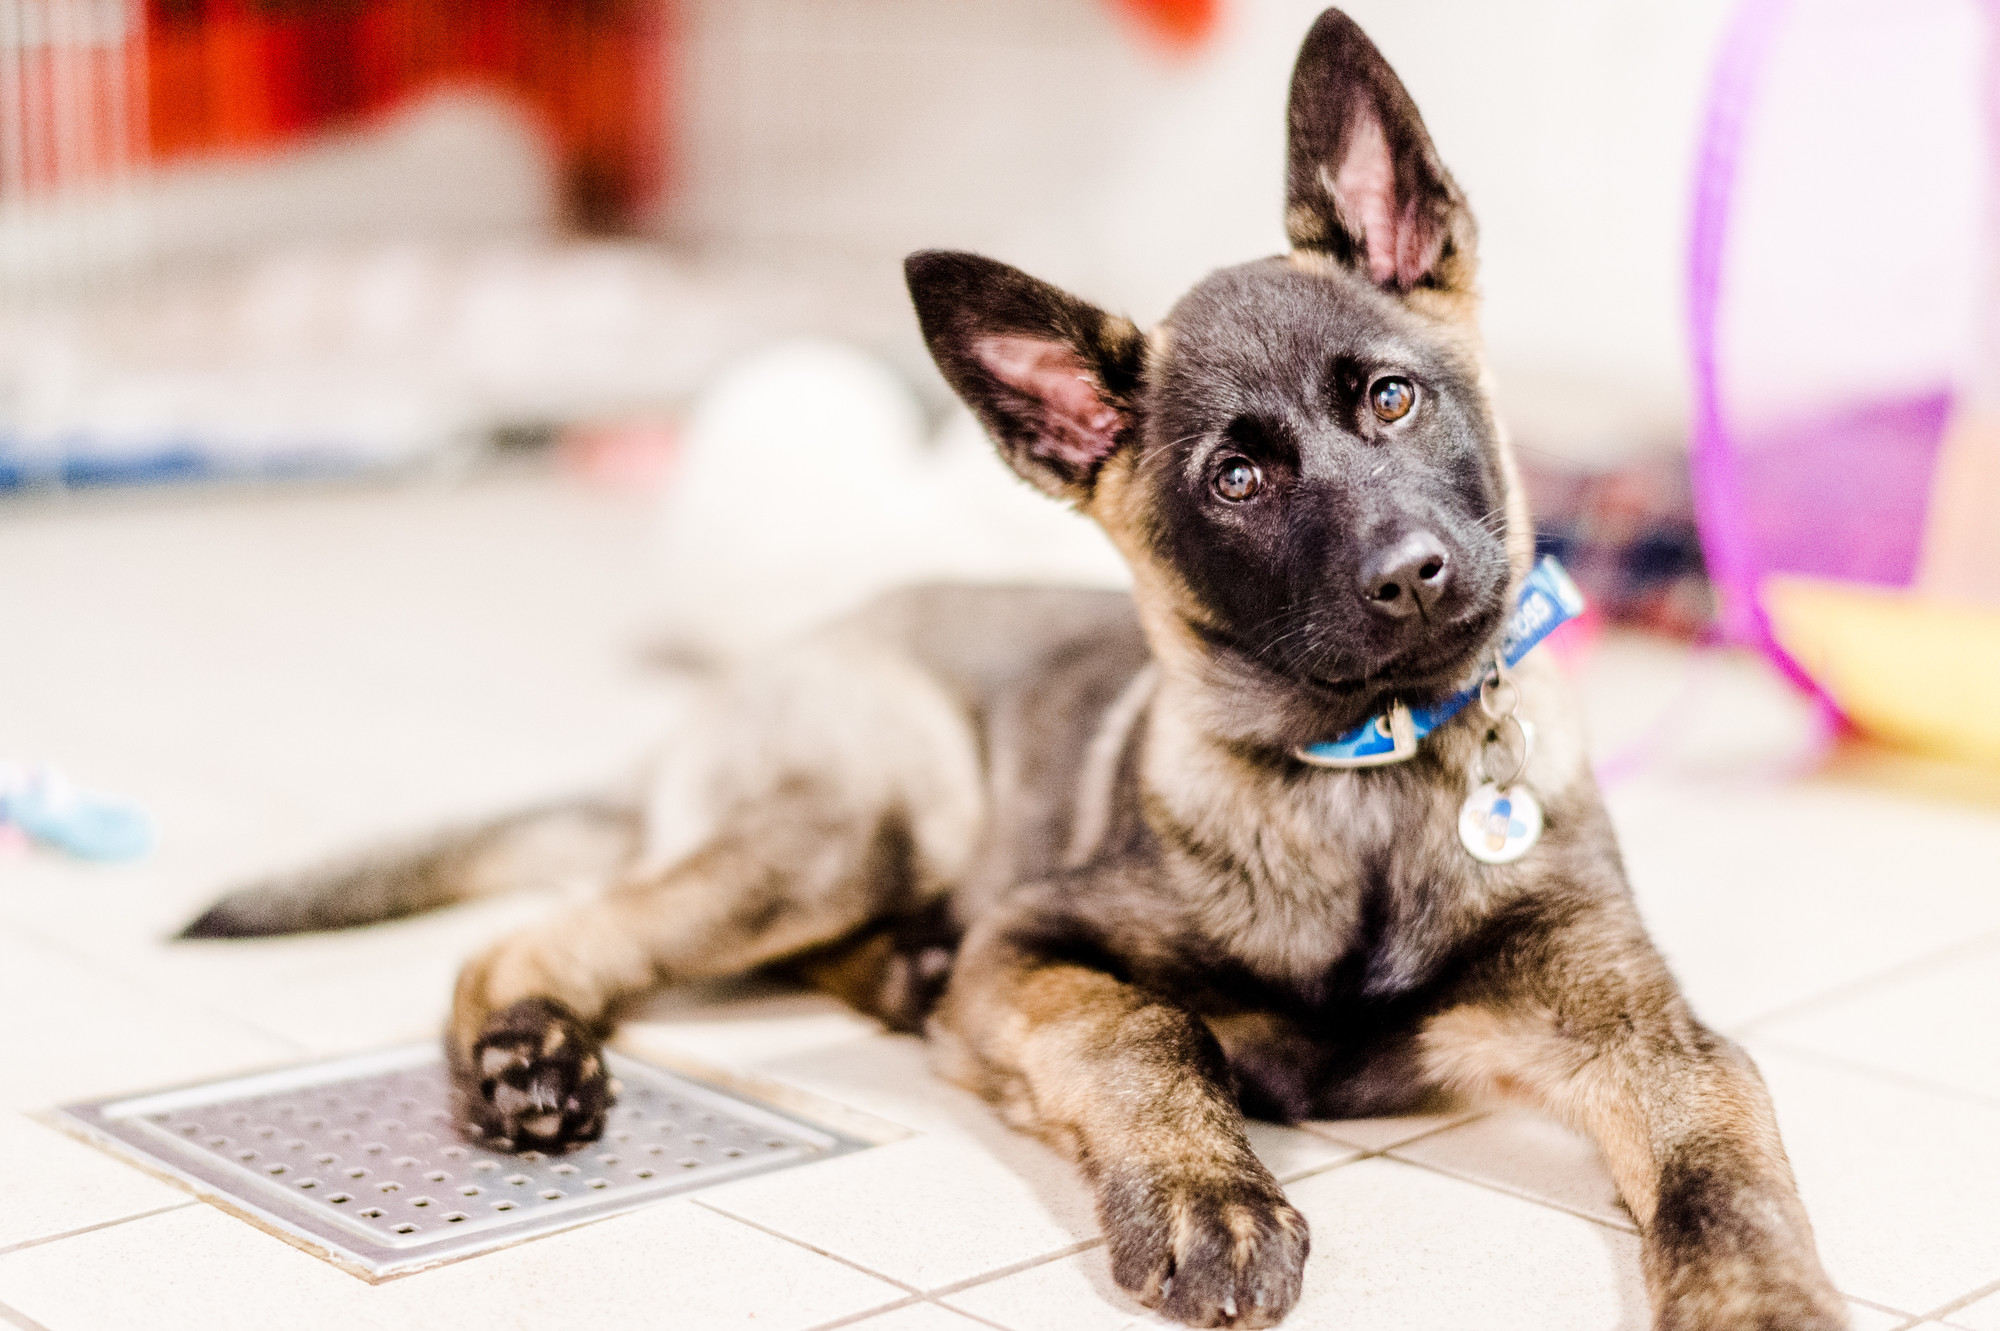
[{"left": 454, "top": 998, "right": 613, "bottom": 1153}]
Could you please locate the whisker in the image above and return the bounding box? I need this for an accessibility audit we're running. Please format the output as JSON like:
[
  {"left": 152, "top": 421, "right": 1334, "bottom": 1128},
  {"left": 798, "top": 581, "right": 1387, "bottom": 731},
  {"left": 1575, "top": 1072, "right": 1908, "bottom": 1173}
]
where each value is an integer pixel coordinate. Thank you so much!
[{"left": 1129, "top": 438, "right": 1204, "bottom": 483}]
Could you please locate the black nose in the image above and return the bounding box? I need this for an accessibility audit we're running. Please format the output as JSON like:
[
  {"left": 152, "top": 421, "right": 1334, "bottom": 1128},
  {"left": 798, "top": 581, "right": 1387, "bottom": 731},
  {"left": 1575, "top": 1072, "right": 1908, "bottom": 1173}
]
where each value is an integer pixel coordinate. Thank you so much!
[{"left": 1359, "top": 532, "right": 1451, "bottom": 619}]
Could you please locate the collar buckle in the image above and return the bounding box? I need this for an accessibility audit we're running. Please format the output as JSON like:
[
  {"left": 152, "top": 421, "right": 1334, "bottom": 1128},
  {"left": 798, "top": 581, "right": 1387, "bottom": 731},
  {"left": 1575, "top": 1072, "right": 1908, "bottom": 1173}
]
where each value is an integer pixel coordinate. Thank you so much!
[{"left": 1293, "top": 701, "right": 1418, "bottom": 768}]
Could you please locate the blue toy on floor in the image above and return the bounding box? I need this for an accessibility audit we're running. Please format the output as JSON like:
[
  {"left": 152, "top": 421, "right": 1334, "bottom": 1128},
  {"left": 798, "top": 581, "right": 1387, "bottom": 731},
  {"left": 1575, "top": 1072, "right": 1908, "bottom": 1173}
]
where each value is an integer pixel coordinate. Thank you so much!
[{"left": 0, "top": 763, "right": 154, "bottom": 861}]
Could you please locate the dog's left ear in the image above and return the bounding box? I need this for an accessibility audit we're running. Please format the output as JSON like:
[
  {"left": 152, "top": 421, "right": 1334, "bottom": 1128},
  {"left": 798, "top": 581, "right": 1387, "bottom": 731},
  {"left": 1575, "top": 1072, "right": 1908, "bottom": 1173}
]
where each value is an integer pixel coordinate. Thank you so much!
[
  {"left": 906, "top": 250, "right": 1146, "bottom": 503},
  {"left": 1284, "top": 8, "right": 1475, "bottom": 295}
]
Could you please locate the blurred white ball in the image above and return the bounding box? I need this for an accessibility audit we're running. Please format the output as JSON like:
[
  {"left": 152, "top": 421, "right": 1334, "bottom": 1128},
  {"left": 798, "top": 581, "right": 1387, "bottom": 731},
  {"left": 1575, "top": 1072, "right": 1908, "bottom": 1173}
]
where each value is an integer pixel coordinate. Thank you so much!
[{"left": 655, "top": 338, "right": 1127, "bottom": 657}]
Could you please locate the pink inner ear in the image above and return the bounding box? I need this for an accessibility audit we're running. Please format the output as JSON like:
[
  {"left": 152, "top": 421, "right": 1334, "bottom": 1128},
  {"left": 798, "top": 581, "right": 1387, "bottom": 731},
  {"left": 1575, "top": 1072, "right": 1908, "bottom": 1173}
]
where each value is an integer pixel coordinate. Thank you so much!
[
  {"left": 1329, "top": 110, "right": 1442, "bottom": 289},
  {"left": 974, "top": 334, "right": 1124, "bottom": 468}
]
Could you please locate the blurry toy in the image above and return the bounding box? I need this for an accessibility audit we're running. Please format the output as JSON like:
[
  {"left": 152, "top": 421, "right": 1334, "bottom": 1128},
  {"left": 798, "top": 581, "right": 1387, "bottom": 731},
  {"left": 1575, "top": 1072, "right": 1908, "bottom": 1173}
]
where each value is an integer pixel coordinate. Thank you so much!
[
  {"left": 651, "top": 339, "right": 1128, "bottom": 657},
  {"left": 0, "top": 762, "right": 155, "bottom": 862},
  {"left": 1689, "top": 0, "right": 2000, "bottom": 768},
  {"left": 143, "top": 0, "right": 666, "bottom": 234},
  {"left": 558, "top": 419, "right": 682, "bottom": 491},
  {"left": 1106, "top": 0, "right": 1222, "bottom": 52},
  {"left": 1763, "top": 578, "right": 2000, "bottom": 767},
  {"left": 1519, "top": 452, "right": 1712, "bottom": 639}
]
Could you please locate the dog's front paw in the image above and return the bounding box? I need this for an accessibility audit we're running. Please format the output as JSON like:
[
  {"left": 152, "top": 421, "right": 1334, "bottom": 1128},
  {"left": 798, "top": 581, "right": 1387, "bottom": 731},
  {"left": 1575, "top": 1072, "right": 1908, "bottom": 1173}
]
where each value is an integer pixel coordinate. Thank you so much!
[
  {"left": 454, "top": 998, "right": 614, "bottom": 1152},
  {"left": 1101, "top": 1163, "right": 1309, "bottom": 1329}
]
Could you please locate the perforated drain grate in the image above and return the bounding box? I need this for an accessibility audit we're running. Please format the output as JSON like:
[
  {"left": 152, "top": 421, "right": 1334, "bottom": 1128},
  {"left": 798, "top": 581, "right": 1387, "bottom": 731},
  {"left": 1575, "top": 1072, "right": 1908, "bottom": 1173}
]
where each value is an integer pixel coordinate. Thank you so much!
[{"left": 57, "top": 1044, "right": 866, "bottom": 1278}]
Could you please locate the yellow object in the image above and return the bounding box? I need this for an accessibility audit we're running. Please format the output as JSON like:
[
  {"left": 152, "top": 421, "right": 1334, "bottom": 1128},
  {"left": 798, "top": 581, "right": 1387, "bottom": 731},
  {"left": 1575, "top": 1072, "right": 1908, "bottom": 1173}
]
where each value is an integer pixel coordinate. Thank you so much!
[{"left": 1764, "top": 576, "right": 2000, "bottom": 769}]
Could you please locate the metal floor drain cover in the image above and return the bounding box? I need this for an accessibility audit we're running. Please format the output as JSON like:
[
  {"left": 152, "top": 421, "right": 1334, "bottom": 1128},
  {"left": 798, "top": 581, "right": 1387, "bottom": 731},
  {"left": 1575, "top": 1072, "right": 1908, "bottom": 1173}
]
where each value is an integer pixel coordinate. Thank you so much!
[{"left": 57, "top": 1044, "right": 866, "bottom": 1278}]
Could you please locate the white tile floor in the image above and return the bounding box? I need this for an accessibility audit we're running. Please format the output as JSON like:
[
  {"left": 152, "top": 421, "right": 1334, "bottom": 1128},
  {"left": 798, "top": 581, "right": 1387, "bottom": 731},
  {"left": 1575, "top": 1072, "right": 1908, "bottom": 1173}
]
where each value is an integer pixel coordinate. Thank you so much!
[{"left": 3, "top": 474, "right": 1998, "bottom": 1331}]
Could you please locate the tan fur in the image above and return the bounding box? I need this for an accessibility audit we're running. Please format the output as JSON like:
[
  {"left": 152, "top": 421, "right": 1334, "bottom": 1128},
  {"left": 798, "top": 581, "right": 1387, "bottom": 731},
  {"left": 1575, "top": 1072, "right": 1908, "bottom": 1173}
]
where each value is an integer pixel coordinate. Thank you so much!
[
  {"left": 449, "top": 620, "right": 986, "bottom": 1058},
  {"left": 930, "top": 942, "right": 1308, "bottom": 1327},
  {"left": 458, "top": 810, "right": 639, "bottom": 902},
  {"left": 1063, "top": 664, "right": 1159, "bottom": 868}
]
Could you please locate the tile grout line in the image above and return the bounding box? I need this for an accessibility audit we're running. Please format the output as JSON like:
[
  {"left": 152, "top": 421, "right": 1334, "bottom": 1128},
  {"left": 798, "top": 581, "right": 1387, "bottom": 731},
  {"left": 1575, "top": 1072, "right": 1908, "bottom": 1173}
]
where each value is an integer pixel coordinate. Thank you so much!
[
  {"left": 1751, "top": 1035, "right": 2000, "bottom": 1116},
  {"left": 1384, "top": 1153, "right": 1640, "bottom": 1235},
  {"left": 923, "top": 1238, "right": 1105, "bottom": 1302},
  {"left": 1297, "top": 1110, "right": 1491, "bottom": 1163},
  {"left": 1271, "top": 1111, "right": 1495, "bottom": 1190},
  {"left": 687, "top": 1197, "right": 925, "bottom": 1297},
  {"left": 695, "top": 1193, "right": 1113, "bottom": 1324},
  {"left": 1272, "top": 1147, "right": 1373, "bottom": 1188},
  {"left": 0, "top": 1297, "right": 53, "bottom": 1331},
  {"left": 1916, "top": 1271, "right": 2000, "bottom": 1327},
  {"left": 799, "top": 1294, "right": 927, "bottom": 1331},
  {"left": 1843, "top": 1292, "right": 1926, "bottom": 1325},
  {"left": 803, "top": 1294, "right": 1022, "bottom": 1331},
  {"left": 1730, "top": 923, "right": 2000, "bottom": 1037},
  {"left": 0, "top": 1202, "right": 197, "bottom": 1260},
  {"left": 920, "top": 1297, "right": 1017, "bottom": 1330}
]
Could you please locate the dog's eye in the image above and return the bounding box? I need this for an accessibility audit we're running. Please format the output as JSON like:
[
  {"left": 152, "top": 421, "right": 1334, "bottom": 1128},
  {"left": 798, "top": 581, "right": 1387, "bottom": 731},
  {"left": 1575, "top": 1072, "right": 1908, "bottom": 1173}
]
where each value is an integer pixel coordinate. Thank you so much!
[
  {"left": 1370, "top": 377, "right": 1416, "bottom": 422},
  {"left": 1213, "top": 457, "right": 1262, "bottom": 502}
]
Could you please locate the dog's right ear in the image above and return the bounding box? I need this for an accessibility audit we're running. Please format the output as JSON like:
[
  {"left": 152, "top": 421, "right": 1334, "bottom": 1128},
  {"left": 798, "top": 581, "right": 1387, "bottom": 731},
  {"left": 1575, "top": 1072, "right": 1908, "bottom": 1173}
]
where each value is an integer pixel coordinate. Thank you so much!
[{"left": 905, "top": 250, "right": 1145, "bottom": 502}]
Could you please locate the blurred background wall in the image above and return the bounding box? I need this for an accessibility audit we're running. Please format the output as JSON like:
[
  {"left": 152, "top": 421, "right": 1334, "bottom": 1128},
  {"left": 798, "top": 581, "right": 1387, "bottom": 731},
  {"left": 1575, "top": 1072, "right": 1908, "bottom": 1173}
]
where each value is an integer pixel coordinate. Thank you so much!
[
  {"left": 3, "top": 0, "right": 1732, "bottom": 466},
  {"left": 668, "top": 0, "right": 1735, "bottom": 459}
]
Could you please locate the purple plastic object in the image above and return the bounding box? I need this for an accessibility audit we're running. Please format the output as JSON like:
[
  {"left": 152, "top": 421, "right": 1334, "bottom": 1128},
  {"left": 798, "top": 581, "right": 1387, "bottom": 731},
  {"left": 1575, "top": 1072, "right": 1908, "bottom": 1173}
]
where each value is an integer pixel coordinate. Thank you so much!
[
  {"left": 1731, "top": 392, "right": 1953, "bottom": 590},
  {"left": 1686, "top": 0, "right": 1998, "bottom": 696},
  {"left": 1688, "top": 0, "right": 1795, "bottom": 653}
]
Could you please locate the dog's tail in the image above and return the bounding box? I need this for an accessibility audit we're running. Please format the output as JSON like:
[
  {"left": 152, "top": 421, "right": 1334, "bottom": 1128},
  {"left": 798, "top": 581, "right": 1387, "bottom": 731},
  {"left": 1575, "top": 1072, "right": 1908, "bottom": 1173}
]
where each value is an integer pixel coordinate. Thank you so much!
[{"left": 176, "top": 798, "right": 642, "bottom": 939}]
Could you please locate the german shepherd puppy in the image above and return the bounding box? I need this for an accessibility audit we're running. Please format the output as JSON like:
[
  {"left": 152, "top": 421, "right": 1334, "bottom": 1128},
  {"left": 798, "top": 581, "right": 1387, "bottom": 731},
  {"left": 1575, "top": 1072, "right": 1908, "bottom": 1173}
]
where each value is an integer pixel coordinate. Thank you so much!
[{"left": 184, "top": 11, "right": 1846, "bottom": 1328}]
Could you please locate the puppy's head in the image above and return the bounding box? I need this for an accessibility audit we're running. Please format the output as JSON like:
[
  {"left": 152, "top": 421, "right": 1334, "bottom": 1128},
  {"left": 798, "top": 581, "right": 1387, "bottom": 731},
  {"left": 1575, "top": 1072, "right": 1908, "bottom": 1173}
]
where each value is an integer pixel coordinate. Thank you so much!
[{"left": 907, "top": 8, "right": 1530, "bottom": 750}]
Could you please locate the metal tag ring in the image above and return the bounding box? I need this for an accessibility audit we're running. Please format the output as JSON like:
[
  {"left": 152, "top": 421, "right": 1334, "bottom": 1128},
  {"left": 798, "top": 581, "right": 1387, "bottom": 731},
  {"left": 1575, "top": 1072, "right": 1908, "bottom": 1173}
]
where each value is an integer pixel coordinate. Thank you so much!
[
  {"left": 1479, "top": 669, "right": 1521, "bottom": 723},
  {"left": 1479, "top": 713, "right": 1532, "bottom": 788}
]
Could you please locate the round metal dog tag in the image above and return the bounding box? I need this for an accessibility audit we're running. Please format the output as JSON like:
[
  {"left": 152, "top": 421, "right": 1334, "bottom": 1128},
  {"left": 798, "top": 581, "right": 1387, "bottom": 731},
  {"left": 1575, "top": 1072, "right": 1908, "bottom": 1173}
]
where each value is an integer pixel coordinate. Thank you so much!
[{"left": 1458, "top": 782, "right": 1543, "bottom": 863}]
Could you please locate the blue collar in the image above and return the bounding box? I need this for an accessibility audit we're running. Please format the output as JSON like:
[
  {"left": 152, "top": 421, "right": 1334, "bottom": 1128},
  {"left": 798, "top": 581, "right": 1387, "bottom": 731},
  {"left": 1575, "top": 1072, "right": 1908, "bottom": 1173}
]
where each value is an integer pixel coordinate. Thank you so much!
[{"left": 1293, "top": 555, "right": 1585, "bottom": 768}]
